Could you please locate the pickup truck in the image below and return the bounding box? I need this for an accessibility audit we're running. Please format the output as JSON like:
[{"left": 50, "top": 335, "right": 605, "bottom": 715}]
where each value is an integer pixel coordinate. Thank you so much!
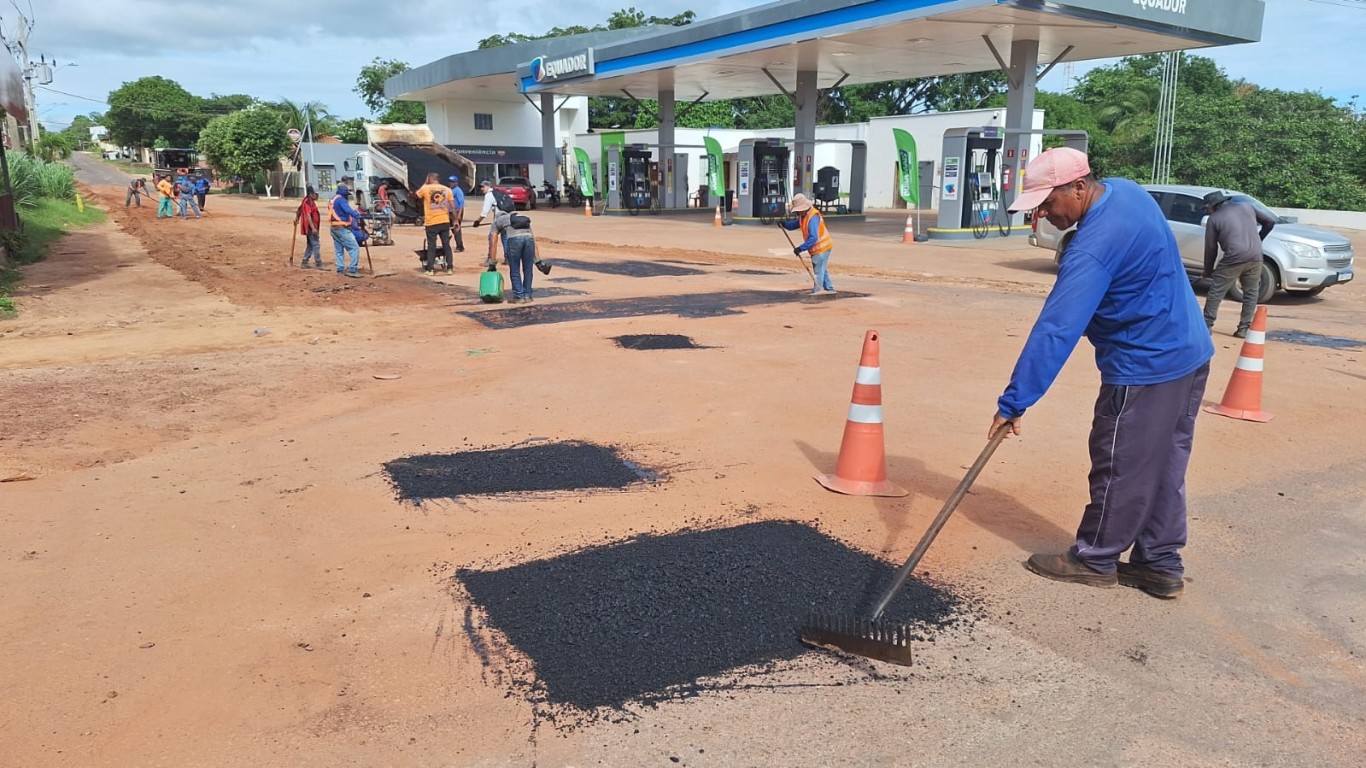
[
  {"left": 1030, "top": 183, "right": 1355, "bottom": 303},
  {"left": 495, "top": 177, "right": 535, "bottom": 210}
]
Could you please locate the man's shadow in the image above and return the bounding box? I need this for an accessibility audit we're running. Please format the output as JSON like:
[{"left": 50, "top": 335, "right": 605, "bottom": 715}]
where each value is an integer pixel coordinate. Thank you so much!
[{"left": 795, "top": 440, "right": 1073, "bottom": 580}]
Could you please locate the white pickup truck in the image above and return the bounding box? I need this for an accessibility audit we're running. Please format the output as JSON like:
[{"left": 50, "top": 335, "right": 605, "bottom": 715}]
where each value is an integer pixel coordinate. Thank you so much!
[{"left": 1030, "top": 183, "right": 1355, "bottom": 303}]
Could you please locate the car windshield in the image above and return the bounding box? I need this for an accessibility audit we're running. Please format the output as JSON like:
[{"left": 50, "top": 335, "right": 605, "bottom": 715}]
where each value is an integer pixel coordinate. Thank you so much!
[
  {"left": 500, "top": 178, "right": 529, "bottom": 185},
  {"left": 1229, "top": 194, "right": 1286, "bottom": 224}
]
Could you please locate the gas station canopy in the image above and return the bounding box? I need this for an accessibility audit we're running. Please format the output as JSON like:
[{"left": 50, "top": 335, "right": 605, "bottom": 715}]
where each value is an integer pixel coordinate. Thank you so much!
[{"left": 389, "top": 0, "right": 1265, "bottom": 104}]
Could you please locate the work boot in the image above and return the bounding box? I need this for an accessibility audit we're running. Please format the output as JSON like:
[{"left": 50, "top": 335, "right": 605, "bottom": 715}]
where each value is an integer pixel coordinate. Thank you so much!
[
  {"left": 1117, "top": 562, "right": 1184, "bottom": 599},
  {"left": 425, "top": 269, "right": 434, "bottom": 276},
  {"left": 1233, "top": 327, "right": 1249, "bottom": 339},
  {"left": 1024, "top": 552, "right": 1117, "bottom": 588}
]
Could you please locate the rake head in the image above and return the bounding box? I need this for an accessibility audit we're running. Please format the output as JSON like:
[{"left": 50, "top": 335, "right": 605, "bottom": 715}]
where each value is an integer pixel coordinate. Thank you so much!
[{"left": 798, "top": 612, "right": 915, "bottom": 666}]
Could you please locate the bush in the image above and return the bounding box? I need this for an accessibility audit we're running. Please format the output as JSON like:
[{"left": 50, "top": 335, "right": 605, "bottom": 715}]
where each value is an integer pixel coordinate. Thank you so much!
[{"left": 5, "top": 153, "right": 77, "bottom": 207}]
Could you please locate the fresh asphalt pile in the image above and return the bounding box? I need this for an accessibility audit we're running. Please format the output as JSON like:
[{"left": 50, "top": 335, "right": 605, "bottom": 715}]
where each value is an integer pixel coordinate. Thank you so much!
[
  {"left": 459, "top": 520, "right": 970, "bottom": 714},
  {"left": 459, "top": 289, "right": 832, "bottom": 329},
  {"left": 612, "top": 334, "right": 704, "bottom": 350},
  {"left": 551, "top": 258, "right": 706, "bottom": 277},
  {"left": 384, "top": 441, "right": 653, "bottom": 500}
]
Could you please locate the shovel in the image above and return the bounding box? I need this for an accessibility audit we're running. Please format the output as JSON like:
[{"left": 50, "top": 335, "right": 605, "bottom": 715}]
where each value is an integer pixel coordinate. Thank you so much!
[
  {"left": 776, "top": 221, "right": 815, "bottom": 281},
  {"left": 799, "top": 423, "right": 1011, "bottom": 665}
]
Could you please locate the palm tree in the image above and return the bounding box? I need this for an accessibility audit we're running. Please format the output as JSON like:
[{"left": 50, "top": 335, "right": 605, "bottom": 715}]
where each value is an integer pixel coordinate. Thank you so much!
[{"left": 1095, "top": 81, "right": 1159, "bottom": 140}]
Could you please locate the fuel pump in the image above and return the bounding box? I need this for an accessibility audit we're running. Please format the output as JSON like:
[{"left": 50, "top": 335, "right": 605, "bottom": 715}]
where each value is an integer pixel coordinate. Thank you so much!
[
  {"left": 622, "top": 145, "right": 653, "bottom": 214},
  {"left": 751, "top": 140, "right": 790, "bottom": 223}
]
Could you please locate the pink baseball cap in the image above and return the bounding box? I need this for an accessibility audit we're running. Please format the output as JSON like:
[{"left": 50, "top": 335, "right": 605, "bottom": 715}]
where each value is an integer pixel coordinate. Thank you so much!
[{"left": 1008, "top": 147, "right": 1092, "bottom": 212}]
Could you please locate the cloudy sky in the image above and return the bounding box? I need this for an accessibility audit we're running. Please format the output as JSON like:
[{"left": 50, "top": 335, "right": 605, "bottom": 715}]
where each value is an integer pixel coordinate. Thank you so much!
[{"left": 17, "top": 0, "right": 1366, "bottom": 131}]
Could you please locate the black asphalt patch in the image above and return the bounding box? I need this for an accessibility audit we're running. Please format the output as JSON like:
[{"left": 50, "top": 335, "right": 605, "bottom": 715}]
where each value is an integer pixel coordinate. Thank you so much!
[
  {"left": 545, "top": 276, "right": 591, "bottom": 283},
  {"left": 459, "top": 289, "right": 866, "bottom": 330},
  {"left": 1266, "top": 329, "right": 1365, "bottom": 349},
  {"left": 729, "top": 268, "right": 786, "bottom": 275},
  {"left": 458, "top": 520, "right": 970, "bottom": 717},
  {"left": 612, "top": 334, "right": 706, "bottom": 350},
  {"left": 553, "top": 258, "right": 706, "bottom": 277},
  {"left": 428, "top": 282, "right": 588, "bottom": 300},
  {"left": 384, "top": 441, "right": 656, "bottom": 501}
]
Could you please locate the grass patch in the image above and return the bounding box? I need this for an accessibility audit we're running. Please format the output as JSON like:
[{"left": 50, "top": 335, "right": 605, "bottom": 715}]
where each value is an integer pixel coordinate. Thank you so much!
[{"left": 1, "top": 198, "right": 106, "bottom": 316}]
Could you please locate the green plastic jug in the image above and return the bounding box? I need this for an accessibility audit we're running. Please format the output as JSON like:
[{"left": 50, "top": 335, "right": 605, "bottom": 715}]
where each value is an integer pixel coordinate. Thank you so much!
[{"left": 479, "top": 267, "right": 504, "bottom": 303}]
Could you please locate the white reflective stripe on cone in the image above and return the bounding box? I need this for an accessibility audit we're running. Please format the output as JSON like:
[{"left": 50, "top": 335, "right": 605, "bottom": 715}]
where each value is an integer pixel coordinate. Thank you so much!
[
  {"left": 1246, "top": 330, "right": 1266, "bottom": 344},
  {"left": 854, "top": 366, "right": 881, "bottom": 385},
  {"left": 847, "top": 404, "right": 884, "bottom": 424},
  {"left": 1235, "top": 357, "right": 1264, "bottom": 372}
]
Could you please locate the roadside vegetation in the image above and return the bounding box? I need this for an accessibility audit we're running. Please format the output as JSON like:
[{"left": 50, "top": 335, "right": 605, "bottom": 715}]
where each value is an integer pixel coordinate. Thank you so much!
[{"left": 0, "top": 156, "right": 103, "bottom": 316}]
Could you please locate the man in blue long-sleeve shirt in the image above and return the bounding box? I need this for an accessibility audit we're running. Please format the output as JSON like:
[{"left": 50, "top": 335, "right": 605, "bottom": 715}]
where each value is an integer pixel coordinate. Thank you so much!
[
  {"left": 992, "top": 148, "right": 1214, "bottom": 599},
  {"left": 328, "top": 186, "right": 363, "bottom": 278}
]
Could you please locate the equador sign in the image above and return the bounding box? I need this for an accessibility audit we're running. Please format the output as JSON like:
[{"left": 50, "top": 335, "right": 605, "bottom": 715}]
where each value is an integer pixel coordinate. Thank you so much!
[{"left": 530, "top": 49, "right": 595, "bottom": 83}]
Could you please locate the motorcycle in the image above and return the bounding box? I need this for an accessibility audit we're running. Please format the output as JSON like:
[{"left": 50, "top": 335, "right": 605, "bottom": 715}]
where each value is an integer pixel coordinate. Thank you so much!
[{"left": 541, "top": 182, "right": 561, "bottom": 208}]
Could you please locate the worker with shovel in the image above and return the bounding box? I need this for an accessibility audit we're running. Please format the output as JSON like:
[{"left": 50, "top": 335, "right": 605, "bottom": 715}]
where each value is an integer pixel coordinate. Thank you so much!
[
  {"left": 991, "top": 147, "right": 1213, "bottom": 599},
  {"left": 778, "top": 193, "right": 834, "bottom": 297}
]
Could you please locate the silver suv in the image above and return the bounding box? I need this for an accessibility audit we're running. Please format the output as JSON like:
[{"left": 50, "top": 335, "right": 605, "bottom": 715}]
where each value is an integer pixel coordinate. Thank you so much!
[{"left": 1029, "top": 183, "right": 1355, "bottom": 302}]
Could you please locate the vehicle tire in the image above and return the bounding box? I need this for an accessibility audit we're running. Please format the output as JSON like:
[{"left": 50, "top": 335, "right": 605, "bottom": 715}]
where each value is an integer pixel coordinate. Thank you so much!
[
  {"left": 1228, "top": 260, "right": 1278, "bottom": 304},
  {"left": 529, "top": 196, "right": 536, "bottom": 211}
]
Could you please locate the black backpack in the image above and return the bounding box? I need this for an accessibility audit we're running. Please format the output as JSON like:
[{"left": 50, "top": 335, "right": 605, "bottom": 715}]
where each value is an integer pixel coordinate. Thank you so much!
[{"left": 492, "top": 188, "right": 515, "bottom": 213}]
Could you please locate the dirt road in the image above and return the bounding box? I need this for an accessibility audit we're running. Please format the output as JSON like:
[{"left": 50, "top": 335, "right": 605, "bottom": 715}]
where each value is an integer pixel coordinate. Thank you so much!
[{"left": 1, "top": 153, "right": 1363, "bottom": 767}]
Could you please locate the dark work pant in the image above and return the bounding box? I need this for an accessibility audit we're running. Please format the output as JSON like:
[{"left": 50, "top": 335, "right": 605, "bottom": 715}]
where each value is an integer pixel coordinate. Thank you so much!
[
  {"left": 424, "top": 224, "right": 452, "bottom": 270},
  {"left": 196, "top": 192, "right": 207, "bottom": 210},
  {"left": 1204, "top": 260, "right": 1261, "bottom": 332},
  {"left": 506, "top": 236, "right": 535, "bottom": 298},
  {"left": 454, "top": 219, "right": 464, "bottom": 250},
  {"left": 1071, "top": 364, "right": 1210, "bottom": 577}
]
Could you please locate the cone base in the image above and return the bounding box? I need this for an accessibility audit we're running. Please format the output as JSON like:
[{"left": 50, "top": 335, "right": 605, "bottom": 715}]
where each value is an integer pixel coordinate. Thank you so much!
[
  {"left": 1204, "top": 404, "right": 1273, "bottom": 423},
  {"left": 815, "top": 473, "right": 909, "bottom": 498}
]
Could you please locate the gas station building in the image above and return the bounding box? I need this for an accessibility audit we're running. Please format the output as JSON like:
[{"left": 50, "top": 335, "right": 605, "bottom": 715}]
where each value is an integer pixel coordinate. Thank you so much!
[{"left": 388, "top": 0, "right": 1265, "bottom": 229}]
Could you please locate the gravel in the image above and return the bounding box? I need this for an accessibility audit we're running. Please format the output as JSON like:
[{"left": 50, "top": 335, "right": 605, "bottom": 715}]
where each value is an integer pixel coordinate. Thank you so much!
[
  {"left": 384, "top": 441, "right": 653, "bottom": 500},
  {"left": 459, "top": 520, "right": 970, "bottom": 713}
]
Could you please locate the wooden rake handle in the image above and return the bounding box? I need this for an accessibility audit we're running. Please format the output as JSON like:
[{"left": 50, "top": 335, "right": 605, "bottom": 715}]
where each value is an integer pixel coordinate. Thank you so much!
[{"left": 870, "top": 423, "right": 1012, "bottom": 620}]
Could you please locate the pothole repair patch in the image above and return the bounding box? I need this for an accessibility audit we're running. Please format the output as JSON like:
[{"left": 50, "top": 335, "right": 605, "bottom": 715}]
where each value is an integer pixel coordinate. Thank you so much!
[
  {"left": 384, "top": 441, "right": 657, "bottom": 500},
  {"left": 612, "top": 334, "right": 706, "bottom": 350},
  {"left": 457, "top": 520, "right": 974, "bottom": 719}
]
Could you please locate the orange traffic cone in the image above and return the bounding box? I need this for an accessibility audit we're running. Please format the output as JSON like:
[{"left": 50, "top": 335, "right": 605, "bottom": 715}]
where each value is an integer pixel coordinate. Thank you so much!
[
  {"left": 714, "top": 204, "right": 723, "bottom": 227},
  {"left": 815, "top": 330, "right": 909, "bottom": 497},
  {"left": 1205, "top": 305, "right": 1273, "bottom": 422},
  {"left": 583, "top": 197, "right": 592, "bottom": 217},
  {"left": 902, "top": 214, "right": 916, "bottom": 244}
]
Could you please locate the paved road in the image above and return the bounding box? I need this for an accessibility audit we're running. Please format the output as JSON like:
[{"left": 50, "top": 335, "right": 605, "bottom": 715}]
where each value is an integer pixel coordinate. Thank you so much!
[{"left": 70, "top": 151, "right": 134, "bottom": 186}]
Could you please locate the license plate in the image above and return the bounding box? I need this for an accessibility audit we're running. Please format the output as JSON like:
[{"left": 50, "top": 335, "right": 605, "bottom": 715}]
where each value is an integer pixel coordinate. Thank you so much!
[{"left": 1339, "top": 270, "right": 1354, "bottom": 283}]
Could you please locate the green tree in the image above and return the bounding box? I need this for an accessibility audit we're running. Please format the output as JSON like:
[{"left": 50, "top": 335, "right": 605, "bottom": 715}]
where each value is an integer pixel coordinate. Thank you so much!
[
  {"left": 32, "top": 132, "right": 74, "bottom": 161},
  {"left": 354, "top": 58, "right": 426, "bottom": 123},
  {"left": 59, "top": 112, "right": 103, "bottom": 149},
  {"left": 197, "top": 107, "right": 293, "bottom": 181},
  {"left": 630, "top": 100, "right": 735, "bottom": 129},
  {"left": 732, "top": 95, "right": 794, "bottom": 130},
  {"left": 105, "top": 76, "right": 204, "bottom": 148},
  {"left": 203, "top": 93, "right": 256, "bottom": 114},
  {"left": 330, "top": 117, "right": 369, "bottom": 144}
]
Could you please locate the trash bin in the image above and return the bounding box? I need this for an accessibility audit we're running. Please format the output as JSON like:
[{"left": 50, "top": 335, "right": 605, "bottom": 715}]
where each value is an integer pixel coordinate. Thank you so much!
[{"left": 724, "top": 189, "right": 735, "bottom": 213}]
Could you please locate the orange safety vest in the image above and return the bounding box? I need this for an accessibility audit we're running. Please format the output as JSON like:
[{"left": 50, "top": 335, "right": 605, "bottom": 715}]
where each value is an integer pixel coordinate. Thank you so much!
[
  {"left": 800, "top": 210, "right": 833, "bottom": 256},
  {"left": 328, "top": 195, "right": 352, "bottom": 227}
]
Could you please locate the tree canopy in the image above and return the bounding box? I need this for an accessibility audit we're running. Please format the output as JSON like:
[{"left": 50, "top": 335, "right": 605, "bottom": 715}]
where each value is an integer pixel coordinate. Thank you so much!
[
  {"left": 104, "top": 76, "right": 206, "bottom": 147},
  {"left": 1067, "top": 54, "right": 1366, "bottom": 209},
  {"left": 354, "top": 58, "right": 426, "bottom": 123},
  {"left": 197, "top": 108, "right": 294, "bottom": 180}
]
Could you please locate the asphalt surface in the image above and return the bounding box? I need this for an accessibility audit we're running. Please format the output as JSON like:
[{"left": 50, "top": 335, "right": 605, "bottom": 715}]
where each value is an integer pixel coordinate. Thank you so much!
[
  {"left": 69, "top": 152, "right": 133, "bottom": 186},
  {"left": 384, "top": 441, "right": 651, "bottom": 500},
  {"left": 458, "top": 520, "right": 972, "bottom": 715},
  {"left": 613, "top": 334, "right": 703, "bottom": 350}
]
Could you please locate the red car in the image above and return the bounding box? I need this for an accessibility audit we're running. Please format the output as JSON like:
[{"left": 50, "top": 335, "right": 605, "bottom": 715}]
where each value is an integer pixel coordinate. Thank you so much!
[{"left": 496, "top": 177, "right": 536, "bottom": 210}]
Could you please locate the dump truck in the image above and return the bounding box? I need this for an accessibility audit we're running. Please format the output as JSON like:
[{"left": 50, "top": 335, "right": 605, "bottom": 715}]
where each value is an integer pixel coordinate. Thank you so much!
[{"left": 362, "top": 123, "right": 476, "bottom": 224}]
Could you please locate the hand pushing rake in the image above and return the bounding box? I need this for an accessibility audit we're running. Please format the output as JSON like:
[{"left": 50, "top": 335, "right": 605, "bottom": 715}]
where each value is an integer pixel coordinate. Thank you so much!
[{"left": 799, "top": 424, "right": 1012, "bottom": 665}]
